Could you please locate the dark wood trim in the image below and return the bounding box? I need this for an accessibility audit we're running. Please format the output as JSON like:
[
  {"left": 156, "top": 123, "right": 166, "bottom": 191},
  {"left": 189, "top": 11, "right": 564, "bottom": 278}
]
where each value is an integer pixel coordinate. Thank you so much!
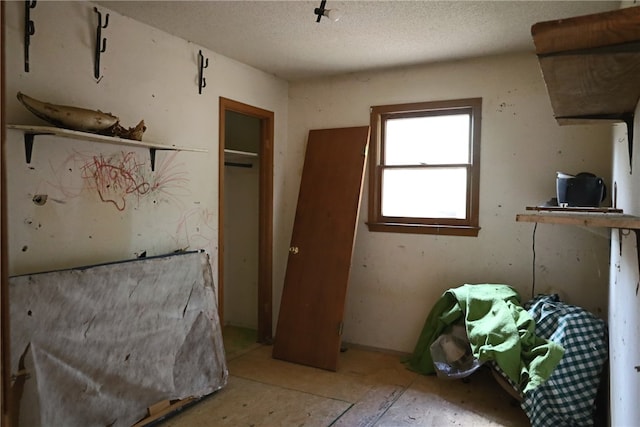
[
  {"left": 217, "top": 104, "right": 226, "bottom": 330},
  {"left": 367, "top": 108, "right": 382, "bottom": 233},
  {"left": 368, "top": 98, "right": 482, "bottom": 237},
  {"left": 218, "top": 97, "right": 274, "bottom": 344},
  {"left": 366, "top": 222, "right": 480, "bottom": 236},
  {"left": 469, "top": 97, "right": 482, "bottom": 230},
  {"left": 1, "top": 2, "right": 11, "bottom": 425}
]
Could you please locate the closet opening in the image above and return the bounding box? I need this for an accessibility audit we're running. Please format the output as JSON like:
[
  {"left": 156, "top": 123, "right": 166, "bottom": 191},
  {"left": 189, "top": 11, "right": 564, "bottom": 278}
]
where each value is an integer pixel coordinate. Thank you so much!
[{"left": 218, "top": 97, "right": 274, "bottom": 344}]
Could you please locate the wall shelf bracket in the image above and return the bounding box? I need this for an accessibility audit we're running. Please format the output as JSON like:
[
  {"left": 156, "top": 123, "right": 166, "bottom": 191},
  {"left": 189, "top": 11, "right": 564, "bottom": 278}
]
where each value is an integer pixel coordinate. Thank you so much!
[
  {"left": 633, "top": 229, "right": 640, "bottom": 278},
  {"left": 624, "top": 113, "right": 635, "bottom": 173},
  {"left": 149, "top": 148, "right": 156, "bottom": 171},
  {"left": 21, "top": 130, "right": 53, "bottom": 164},
  {"left": 24, "top": 133, "right": 34, "bottom": 164}
]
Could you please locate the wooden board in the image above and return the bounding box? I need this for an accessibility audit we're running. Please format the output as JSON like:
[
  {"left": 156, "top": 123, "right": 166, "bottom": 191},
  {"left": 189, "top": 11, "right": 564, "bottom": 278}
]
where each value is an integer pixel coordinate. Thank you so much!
[
  {"left": 132, "top": 398, "right": 196, "bottom": 427},
  {"left": 526, "top": 206, "right": 623, "bottom": 213},
  {"left": 531, "top": 7, "right": 640, "bottom": 54},
  {"left": 272, "top": 126, "right": 369, "bottom": 371},
  {"left": 530, "top": 7, "right": 640, "bottom": 123},
  {"left": 537, "top": 53, "right": 640, "bottom": 119},
  {"left": 516, "top": 212, "right": 640, "bottom": 229}
]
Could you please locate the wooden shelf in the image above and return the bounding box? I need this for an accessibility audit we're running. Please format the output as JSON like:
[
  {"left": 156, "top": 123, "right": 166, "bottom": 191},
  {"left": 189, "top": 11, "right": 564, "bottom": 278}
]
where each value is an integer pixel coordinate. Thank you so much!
[
  {"left": 528, "top": 7, "right": 640, "bottom": 268},
  {"left": 516, "top": 211, "right": 640, "bottom": 230},
  {"left": 224, "top": 148, "right": 257, "bottom": 168},
  {"left": 531, "top": 6, "right": 640, "bottom": 167},
  {"left": 224, "top": 148, "right": 257, "bottom": 159},
  {"left": 517, "top": 209, "right": 640, "bottom": 267},
  {"left": 8, "top": 124, "right": 208, "bottom": 171}
]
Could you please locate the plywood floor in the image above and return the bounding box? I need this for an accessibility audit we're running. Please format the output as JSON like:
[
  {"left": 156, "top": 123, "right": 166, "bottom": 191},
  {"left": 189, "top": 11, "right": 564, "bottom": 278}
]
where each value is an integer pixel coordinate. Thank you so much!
[{"left": 159, "top": 326, "right": 530, "bottom": 426}]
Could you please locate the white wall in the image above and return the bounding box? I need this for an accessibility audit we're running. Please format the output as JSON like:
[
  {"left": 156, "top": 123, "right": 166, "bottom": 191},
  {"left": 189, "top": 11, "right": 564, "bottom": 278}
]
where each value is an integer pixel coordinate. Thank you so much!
[
  {"left": 607, "top": 3, "right": 640, "bottom": 422},
  {"left": 3, "top": 1, "right": 618, "bottom": 364},
  {"left": 3, "top": 1, "right": 288, "bottom": 300},
  {"left": 608, "top": 103, "right": 640, "bottom": 425},
  {"left": 287, "top": 53, "right": 612, "bottom": 352}
]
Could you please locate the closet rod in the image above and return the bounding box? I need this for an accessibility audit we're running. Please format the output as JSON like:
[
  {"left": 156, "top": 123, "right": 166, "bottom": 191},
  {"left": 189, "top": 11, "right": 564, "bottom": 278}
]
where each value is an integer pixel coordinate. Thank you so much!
[{"left": 224, "top": 161, "right": 252, "bottom": 168}]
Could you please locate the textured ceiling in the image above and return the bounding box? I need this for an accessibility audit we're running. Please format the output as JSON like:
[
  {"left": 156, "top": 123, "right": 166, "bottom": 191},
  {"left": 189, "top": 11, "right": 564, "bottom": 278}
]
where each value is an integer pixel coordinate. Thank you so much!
[{"left": 97, "top": 1, "right": 621, "bottom": 81}]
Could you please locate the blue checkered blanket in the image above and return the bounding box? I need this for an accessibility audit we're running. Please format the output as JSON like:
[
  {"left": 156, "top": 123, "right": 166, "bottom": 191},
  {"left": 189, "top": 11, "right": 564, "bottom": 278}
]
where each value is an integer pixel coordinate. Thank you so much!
[{"left": 520, "top": 294, "right": 608, "bottom": 427}]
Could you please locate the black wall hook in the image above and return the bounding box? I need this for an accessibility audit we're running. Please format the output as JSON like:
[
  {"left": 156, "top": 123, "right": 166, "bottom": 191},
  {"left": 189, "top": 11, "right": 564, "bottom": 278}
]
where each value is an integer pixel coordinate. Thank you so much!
[
  {"left": 93, "top": 7, "right": 109, "bottom": 81},
  {"left": 198, "top": 50, "right": 209, "bottom": 94},
  {"left": 24, "top": 1, "right": 37, "bottom": 72}
]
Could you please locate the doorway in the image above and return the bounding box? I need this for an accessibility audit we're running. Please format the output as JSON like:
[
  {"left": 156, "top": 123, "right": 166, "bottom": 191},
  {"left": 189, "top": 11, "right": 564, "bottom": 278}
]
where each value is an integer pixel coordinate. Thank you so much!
[{"left": 218, "top": 97, "right": 273, "bottom": 344}]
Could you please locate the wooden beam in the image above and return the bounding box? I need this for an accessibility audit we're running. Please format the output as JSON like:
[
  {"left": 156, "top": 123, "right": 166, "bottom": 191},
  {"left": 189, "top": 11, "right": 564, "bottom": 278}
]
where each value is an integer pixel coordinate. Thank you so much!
[{"left": 531, "top": 7, "right": 640, "bottom": 55}]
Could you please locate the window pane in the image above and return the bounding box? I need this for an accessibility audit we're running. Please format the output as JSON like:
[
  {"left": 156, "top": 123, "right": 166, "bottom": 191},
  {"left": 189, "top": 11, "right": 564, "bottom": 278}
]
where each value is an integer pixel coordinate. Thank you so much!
[
  {"left": 385, "top": 114, "right": 470, "bottom": 165},
  {"left": 381, "top": 168, "right": 467, "bottom": 219}
]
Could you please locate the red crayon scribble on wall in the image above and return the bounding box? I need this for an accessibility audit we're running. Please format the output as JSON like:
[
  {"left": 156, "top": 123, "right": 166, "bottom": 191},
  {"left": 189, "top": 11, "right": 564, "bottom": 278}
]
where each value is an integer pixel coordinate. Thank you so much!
[
  {"left": 80, "top": 151, "right": 189, "bottom": 211},
  {"left": 174, "top": 207, "right": 216, "bottom": 252},
  {"left": 81, "top": 152, "right": 149, "bottom": 210}
]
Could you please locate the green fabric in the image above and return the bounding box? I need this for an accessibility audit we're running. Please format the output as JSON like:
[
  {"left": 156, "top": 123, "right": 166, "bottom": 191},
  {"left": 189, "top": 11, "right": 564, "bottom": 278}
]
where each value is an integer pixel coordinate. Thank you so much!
[{"left": 406, "top": 284, "right": 564, "bottom": 393}]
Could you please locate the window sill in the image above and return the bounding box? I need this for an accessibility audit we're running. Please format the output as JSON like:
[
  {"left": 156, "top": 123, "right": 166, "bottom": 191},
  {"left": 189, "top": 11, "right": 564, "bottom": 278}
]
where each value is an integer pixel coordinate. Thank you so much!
[{"left": 366, "top": 222, "right": 480, "bottom": 236}]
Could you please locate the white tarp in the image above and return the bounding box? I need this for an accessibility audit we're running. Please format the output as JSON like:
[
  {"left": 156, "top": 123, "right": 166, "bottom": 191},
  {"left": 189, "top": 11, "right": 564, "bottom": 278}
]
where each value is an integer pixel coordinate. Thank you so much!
[{"left": 9, "top": 251, "right": 228, "bottom": 427}]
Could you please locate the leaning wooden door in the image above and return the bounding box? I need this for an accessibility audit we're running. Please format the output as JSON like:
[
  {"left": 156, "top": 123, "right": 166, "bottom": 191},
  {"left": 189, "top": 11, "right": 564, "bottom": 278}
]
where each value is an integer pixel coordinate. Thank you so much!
[{"left": 272, "top": 126, "right": 370, "bottom": 371}]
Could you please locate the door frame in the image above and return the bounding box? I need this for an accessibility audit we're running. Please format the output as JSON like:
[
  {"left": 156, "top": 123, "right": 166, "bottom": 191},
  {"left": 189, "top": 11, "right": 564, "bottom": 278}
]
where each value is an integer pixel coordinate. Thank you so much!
[
  {"left": 1, "top": 3, "right": 11, "bottom": 424},
  {"left": 218, "top": 97, "right": 274, "bottom": 343}
]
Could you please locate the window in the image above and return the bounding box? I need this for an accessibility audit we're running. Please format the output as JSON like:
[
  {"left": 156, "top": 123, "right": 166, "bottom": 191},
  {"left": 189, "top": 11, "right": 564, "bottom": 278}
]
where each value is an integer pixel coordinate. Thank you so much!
[{"left": 367, "top": 98, "right": 482, "bottom": 236}]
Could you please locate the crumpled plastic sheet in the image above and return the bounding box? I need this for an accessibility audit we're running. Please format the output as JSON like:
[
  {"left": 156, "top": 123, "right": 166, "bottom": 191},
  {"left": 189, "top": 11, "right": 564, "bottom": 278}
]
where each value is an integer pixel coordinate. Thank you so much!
[
  {"left": 430, "top": 323, "right": 483, "bottom": 380},
  {"left": 9, "top": 251, "right": 228, "bottom": 427}
]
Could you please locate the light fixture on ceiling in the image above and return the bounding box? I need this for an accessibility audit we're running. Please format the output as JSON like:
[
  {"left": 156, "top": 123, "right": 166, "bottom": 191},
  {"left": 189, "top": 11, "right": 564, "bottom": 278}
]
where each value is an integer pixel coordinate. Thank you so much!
[{"left": 314, "top": 0, "right": 341, "bottom": 23}]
